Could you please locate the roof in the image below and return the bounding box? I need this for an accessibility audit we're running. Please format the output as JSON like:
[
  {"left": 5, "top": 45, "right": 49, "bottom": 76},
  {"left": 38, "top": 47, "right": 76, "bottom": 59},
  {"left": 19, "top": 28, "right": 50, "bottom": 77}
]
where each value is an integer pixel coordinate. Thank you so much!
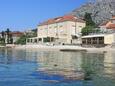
[
  {"left": 0, "top": 31, "right": 23, "bottom": 37},
  {"left": 107, "top": 24, "right": 115, "bottom": 29},
  {"left": 38, "top": 15, "right": 85, "bottom": 26},
  {"left": 82, "top": 34, "right": 105, "bottom": 38},
  {"left": 9, "top": 32, "right": 24, "bottom": 37},
  {"left": 99, "top": 15, "right": 115, "bottom": 29}
]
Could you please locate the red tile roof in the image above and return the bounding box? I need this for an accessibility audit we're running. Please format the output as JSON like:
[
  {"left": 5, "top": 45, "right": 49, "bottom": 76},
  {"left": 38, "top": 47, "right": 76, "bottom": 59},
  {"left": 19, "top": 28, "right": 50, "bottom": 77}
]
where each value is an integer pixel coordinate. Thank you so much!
[
  {"left": 107, "top": 24, "right": 115, "bottom": 29},
  {"left": 39, "top": 15, "right": 85, "bottom": 26},
  {"left": 9, "top": 32, "right": 24, "bottom": 37},
  {"left": 99, "top": 15, "right": 115, "bottom": 30}
]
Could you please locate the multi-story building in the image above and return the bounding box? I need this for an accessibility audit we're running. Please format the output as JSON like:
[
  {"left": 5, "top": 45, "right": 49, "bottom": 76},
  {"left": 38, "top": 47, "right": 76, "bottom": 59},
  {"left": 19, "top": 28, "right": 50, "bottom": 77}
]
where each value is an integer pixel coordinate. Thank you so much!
[{"left": 27, "top": 15, "right": 86, "bottom": 45}]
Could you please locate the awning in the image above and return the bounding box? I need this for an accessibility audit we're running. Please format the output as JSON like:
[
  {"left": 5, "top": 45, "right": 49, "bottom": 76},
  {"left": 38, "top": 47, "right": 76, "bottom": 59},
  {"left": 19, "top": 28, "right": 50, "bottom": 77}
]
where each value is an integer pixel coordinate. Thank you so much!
[{"left": 82, "top": 34, "right": 105, "bottom": 38}]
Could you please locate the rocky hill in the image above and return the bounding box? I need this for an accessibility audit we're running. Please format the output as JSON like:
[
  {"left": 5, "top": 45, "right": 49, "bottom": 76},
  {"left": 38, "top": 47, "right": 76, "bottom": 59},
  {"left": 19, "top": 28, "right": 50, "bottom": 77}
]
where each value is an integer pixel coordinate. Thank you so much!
[{"left": 71, "top": 0, "right": 115, "bottom": 25}]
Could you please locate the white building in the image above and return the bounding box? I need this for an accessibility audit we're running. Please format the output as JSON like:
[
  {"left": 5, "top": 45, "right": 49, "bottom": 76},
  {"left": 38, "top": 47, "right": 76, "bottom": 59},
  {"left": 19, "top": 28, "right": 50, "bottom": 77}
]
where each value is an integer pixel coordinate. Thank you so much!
[
  {"left": 82, "top": 33, "right": 115, "bottom": 46},
  {"left": 82, "top": 16, "right": 115, "bottom": 47},
  {"left": 27, "top": 15, "right": 86, "bottom": 45}
]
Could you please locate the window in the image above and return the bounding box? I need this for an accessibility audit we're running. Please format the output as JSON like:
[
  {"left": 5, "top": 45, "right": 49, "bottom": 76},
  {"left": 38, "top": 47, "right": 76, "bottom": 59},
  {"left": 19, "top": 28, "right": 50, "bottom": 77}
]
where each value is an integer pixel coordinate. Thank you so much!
[
  {"left": 54, "top": 26, "right": 57, "bottom": 28},
  {"left": 34, "top": 39, "right": 37, "bottom": 42},
  {"left": 31, "top": 39, "right": 33, "bottom": 42},
  {"left": 27, "top": 39, "right": 30, "bottom": 42},
  {"left": 72, "top": 25, "right": 75, "bottom": 27},
  {"left": 79, "top": 26, "right": 82, "bottom": 28},
  {"left": 39, "top": 38, "right": 42, "bottom": 41},
  {"left": 59, "top": 25, "right": 63, "bottom": 28},
  {"left": 43, "top": 37, "right": 50, "bottom": 42}
]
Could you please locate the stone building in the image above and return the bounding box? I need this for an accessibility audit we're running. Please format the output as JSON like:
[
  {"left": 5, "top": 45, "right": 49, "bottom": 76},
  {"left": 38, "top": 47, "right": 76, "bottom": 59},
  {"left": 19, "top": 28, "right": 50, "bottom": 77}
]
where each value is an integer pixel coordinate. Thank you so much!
[{"left": 27, "top": 15, "right": 86, "bottom": 45}]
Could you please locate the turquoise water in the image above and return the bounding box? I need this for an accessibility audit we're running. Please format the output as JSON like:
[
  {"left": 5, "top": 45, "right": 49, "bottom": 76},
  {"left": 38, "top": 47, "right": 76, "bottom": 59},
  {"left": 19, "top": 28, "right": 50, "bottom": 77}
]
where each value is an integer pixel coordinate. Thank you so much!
[{"left": 0, "top": 48, "right": 115, "bottom": 86}]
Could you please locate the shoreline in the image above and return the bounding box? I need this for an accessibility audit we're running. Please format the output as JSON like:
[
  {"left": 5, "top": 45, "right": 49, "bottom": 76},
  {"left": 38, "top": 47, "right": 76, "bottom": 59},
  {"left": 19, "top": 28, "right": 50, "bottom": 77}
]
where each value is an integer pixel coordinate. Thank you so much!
[{"left": 14, "top": 44, "right": 115, "bottom": 53}]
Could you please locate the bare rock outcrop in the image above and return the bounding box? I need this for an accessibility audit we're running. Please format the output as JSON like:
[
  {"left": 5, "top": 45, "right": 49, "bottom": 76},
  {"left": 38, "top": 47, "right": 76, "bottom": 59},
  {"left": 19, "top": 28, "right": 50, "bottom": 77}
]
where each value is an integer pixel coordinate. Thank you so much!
[{"left": 71, "top": 0, "right": 115, "bottom": 25}]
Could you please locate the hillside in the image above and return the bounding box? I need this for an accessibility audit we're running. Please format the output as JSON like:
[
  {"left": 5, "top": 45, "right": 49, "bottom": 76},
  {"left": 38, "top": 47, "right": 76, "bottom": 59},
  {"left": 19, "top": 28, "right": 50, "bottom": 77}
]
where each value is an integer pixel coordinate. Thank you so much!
[{"left": 71, "top": 0, "right": 115, "bottom": 25}]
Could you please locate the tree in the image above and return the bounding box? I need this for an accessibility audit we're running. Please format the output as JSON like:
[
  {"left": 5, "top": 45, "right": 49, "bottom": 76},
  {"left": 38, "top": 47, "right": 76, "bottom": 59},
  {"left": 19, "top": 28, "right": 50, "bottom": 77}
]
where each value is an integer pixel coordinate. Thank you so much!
[
  {"left": 16, "top": 28, "right": 37, "bottom": 45},
  {"left": 1, "top": 31, "right": 5, "bottom": 38},
  {"left": 32, "top": 28, "right": 37, "bottom": 37},
  {"left": 9, "top": 34, "right": 13, "bottom": 44},
  {"left": 0, "top": 29, "right": 14, "bottom": 45},
  {"left": 81, "top": 12, "right": 98, "bottom": 35},
  {"left": 1, "top": 31, "right": 5, "bottom": 43},
  {"left": 84, "top": 12, "right": 96, "bottom": 26},
  {"left": 15, "top": 35, "right": 27, "bottom": 45},
  {"left": 81, "top": 26, "right": 95, "bottom": 36},
  {"left": 26, "top": 28, "right": 37, "bottom": 37}
]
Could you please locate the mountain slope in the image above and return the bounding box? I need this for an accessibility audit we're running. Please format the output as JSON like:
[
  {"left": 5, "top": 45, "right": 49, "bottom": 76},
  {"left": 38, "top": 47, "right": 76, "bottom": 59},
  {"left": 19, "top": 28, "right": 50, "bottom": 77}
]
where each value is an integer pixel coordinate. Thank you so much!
[{"left": 71, "top": 0, "right": 115, "bottom": 25}]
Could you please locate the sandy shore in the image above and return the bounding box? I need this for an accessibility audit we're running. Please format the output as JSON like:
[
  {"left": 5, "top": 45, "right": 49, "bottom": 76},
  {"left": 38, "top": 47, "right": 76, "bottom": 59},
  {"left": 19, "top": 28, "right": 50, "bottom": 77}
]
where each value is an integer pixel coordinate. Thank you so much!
[{"left": 14, "top": 44, "right": 115, "bottom": 53}]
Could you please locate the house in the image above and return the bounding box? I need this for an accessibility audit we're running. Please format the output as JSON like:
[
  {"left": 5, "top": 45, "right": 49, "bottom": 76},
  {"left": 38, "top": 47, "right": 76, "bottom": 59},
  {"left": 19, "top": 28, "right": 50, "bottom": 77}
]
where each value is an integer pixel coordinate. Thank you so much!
[
  {"left": 99, "top": 16, "right": 115, "bottom": 33},
  {"left": 27, "top": 15, "right": 86, "bottom": 45},
  {"left": 24, "top": 29, "right": 37, "bottom": 37},
  {"left": 0, "top": 31, "right": 23, "bottom": 44},
  {"left": 82, "top": 16, "right": 115, "bottom": 47},
  {"left": 82, "top": 34, "right": 115, "bottom": 47},
  {"left": 10, "top": 32, "right": 24, "bottom": 44}
]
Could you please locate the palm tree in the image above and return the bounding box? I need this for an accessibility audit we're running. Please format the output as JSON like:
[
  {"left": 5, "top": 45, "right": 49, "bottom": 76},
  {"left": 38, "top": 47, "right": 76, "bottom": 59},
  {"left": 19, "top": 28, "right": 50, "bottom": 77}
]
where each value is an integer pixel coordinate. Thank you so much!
[{"left": 1, "top": 31, "right": 5, "bottom": 38}]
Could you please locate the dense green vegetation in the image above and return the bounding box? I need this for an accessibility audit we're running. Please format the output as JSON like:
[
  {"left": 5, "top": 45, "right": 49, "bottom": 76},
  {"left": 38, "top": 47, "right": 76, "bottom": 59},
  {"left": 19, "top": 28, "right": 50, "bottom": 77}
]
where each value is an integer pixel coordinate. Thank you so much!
[
  {"left": 84, "top": 13, "right": 95, "bottom": 26},
  {"left": 15, "top": 35, "right": 27, "bottom": 45},
  {"left": 15, "top": 29, "right": 37, "bottom": 45},
  {"left": 81, "top": 12, "right": 100, "bottom": 36}
]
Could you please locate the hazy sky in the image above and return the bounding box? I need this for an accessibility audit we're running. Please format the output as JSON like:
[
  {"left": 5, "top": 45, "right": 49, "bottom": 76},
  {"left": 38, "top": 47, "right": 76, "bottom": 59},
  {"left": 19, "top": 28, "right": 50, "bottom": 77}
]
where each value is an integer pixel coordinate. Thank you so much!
[{"left": 0, "top": 0, "right": 87, "bottom": 31}]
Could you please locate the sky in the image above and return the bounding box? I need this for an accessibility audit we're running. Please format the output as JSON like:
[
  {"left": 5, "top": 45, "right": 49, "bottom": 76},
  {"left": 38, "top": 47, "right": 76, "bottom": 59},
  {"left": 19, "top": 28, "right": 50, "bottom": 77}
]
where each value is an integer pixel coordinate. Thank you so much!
[{"left": 0, "top": 0, "right": 88, "bottom": 31}]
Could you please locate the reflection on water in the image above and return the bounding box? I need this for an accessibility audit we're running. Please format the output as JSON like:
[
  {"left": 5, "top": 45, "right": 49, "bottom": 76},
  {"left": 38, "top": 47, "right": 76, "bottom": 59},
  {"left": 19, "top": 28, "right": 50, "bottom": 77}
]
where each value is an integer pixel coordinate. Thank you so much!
[
  {"left": 0, "top": 48, "right": 115, "bottom": 86},
  {"left": 104, "top": 52, "right": 115, "bottom": 79}
]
